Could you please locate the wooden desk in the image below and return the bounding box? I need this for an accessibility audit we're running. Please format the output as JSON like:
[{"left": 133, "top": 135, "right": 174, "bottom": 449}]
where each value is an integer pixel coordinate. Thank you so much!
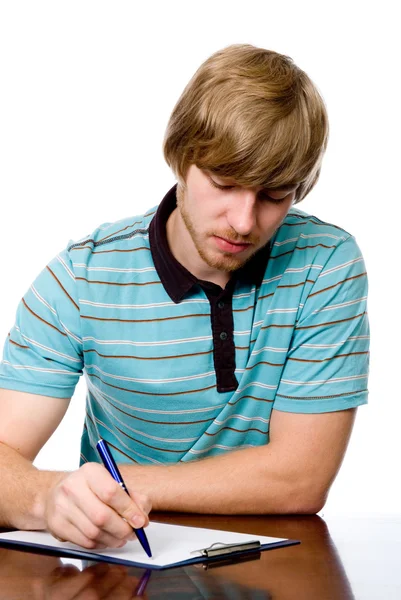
[{"left": 1, "top": 513, "right": 400, "bottom": 599}]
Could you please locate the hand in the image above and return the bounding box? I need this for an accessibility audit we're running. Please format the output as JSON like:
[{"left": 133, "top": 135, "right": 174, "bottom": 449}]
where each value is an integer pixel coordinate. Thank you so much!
[
  {"left": 45, "top": 563, "right": 138, "bottom": 600},
  {"left": 44, "top": 462, "right": 151, "bottom": 549},
  {"left": 0, "top": 550, "right": 145, "bottom": 600}
]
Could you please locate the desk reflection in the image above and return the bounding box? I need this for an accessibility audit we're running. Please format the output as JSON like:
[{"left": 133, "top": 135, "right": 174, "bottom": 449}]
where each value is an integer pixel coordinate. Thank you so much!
[{"left": 0, "top": 514, "right": 353, "bottom": 599}]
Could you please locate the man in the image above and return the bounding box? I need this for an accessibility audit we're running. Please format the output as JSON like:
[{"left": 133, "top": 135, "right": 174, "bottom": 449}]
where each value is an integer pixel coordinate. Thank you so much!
[{"left": 0, "top": 44, "right": 369, "bottom": 550}]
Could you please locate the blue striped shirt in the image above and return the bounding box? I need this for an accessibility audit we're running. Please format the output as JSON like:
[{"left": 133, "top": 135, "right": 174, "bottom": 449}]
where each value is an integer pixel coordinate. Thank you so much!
[{"left": 0, "top": 188, "right": 369, "bottom": 466}]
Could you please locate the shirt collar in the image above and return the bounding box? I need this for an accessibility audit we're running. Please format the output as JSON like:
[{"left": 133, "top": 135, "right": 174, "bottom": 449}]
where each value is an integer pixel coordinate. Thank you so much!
[{"left": 149, "top": 184, "right": 271, "bottom": 303}]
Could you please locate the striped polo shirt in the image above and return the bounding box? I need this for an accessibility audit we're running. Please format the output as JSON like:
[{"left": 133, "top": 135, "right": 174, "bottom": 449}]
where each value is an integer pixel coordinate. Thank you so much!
[{"left": 0, "top": 186, "right": 369, "bottom": 466}]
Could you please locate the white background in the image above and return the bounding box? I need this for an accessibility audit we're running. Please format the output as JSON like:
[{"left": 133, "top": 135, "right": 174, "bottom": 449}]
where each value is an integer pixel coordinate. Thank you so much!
[{"left": 0, "top": 0, "right": 399, "bottom": 515}]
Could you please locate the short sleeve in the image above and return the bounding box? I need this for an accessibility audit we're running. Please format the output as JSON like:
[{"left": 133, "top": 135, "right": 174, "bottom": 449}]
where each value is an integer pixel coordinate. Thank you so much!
[
  {"left": 274, "top": 235, "right": 369, "bottom": 413},
  {"left": 0, "top": 246, "right": 83, "bottom": 398}
]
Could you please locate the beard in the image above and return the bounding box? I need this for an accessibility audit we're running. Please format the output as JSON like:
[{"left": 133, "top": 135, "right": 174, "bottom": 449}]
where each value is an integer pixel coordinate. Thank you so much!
[{"left": 176, "top": 185, "right": 261, "bottom": 273}]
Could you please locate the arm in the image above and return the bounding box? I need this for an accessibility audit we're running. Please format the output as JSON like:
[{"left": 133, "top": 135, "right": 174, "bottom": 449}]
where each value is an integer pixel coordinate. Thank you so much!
[
  {"left": 0, "top": 389, "right": 68, "bottom": 529},
  {"left": 0, "top": 388, "right": 150, "bottom": 547},
  {"left": 0, "top": 246, "right": 150, "bottom": 545},
  {"left": 121, "top": 407, "right": 356, "bottom": 514},
  {"left": 121, "top": 235, "right": 368, "bottom": 514}
]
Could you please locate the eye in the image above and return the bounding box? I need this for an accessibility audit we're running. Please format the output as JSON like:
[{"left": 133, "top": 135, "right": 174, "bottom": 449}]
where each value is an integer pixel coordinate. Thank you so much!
[
  {"left": 209, "top": 178, "right": 236, "bottom": 191},
  {"left": 209, "top": 175, "right": 293, "bottom": 202},
  {"left": 258, "top": 190, "right": 290, "bottom": 204}
]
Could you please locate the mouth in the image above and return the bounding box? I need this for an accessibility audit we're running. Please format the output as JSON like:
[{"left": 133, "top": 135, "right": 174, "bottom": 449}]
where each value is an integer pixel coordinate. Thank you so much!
[{"left": 213, "top": 236, "right": 253, "bottom": 254}]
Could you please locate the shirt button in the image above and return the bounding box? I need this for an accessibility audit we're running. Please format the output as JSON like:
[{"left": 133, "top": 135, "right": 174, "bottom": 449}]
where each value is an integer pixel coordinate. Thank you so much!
[
  {"left": 220, "top": 331, "right": 228, "bottom": 341},
  {"left": 217, "top": 301, "right": 225, "bottom": 309}
]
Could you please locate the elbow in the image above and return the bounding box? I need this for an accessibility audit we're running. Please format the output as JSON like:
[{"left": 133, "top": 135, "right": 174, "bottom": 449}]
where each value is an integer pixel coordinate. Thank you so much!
[
  {"left": 280, "top": 481, "right": 328, "bottom": 515},
  {"left": 289, "top": 498, "right": 326, "bottom": 515}
]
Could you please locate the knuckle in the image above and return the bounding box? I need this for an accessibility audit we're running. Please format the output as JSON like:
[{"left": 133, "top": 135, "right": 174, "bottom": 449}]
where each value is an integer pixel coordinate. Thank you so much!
[
  {"left": 59, "top": 480, "right": 74, "bottom": 498},
  {"left": 101, "top": 482, "right": 120, "bottom": 504},
  {"left": 92, "top": 508, "right": 110, "bottom": 528},
  {"left": 52, "top": 499, "right": 66, "bottom": 514},
  {"left": 85, "top": 524, "right": 101, "bottom": 541},
  {"left": 81, "top": 461, "right": 102, "bottom": 477},
  {"left": 80, "top": 461, "right": 94, "bottom": 473}
]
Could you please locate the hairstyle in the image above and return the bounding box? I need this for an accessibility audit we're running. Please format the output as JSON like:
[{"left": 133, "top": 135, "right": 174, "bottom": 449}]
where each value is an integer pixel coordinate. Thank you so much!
[{"left": 163, "top": 44, "right": 329, "bottom": 203}]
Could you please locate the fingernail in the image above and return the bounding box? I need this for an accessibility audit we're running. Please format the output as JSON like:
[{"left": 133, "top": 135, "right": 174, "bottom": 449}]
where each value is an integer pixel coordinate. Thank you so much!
[{"left": 131, "top": 515, "right": 144, "bottom": 528}]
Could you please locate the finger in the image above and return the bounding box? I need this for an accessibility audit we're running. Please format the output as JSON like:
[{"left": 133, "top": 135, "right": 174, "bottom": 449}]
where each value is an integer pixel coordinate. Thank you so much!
[
  {"left": 83, "top": 465, "right": 149, "bottom": 531},
  {"left": 50, "top": 519, "right": 107, "bottom": 550},
  {"left": 58, "top": 465, "right": 134, "bottom": 542},
  {"left": 130, "top": 490, "right": 152, "bottom": 518},
  {"left": 62, "top": 503, "right": 131, "bottom": 549}
]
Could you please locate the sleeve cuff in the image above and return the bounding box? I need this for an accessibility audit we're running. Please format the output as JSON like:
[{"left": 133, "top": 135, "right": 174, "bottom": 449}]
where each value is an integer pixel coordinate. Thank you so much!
[
  {"left": 272, "top": 391, "right": 368, "bottom": 413},
  {"left": 0, "top": 377, "right": 74, "bottom": 399}
]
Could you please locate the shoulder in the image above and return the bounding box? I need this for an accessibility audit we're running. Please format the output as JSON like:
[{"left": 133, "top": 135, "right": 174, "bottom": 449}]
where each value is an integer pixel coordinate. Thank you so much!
[
  {"left": 67, "top": 206, "right": 157, "bottom": 252},
  {"left": 280, "top": 206, "right": 352, "bottom": 240},
  {"left": 272, "top": 207, "right": 363, "bottom": 266},
  {"left": 64, "top": 206, "right": 158, "bottom": 265},
  {"left": 264, "top": 207, "right": 367, "bottom": 290}
]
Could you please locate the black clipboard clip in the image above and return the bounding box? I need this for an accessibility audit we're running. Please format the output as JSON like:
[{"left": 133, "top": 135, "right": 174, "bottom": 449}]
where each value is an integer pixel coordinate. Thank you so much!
[
  {"left": 192, "top": 539, "right": 260, "bottom": 557},
  {"left": 191, "top": 540, "right": 261, "bottom": 570}
]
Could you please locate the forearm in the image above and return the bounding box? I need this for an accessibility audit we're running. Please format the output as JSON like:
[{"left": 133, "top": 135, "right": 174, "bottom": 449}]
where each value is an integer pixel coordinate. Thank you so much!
[
  {"left": 121, "top": 445, "right": 323, "bottom": 515},
  {"left": 0, "top": 442, "right": 64, "bottom": 530}
]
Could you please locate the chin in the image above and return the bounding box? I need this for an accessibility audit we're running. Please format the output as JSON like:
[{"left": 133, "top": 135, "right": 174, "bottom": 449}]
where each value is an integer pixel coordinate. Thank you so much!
[{"left": 206, "top": 254, "right": 247, "bottom": 272}]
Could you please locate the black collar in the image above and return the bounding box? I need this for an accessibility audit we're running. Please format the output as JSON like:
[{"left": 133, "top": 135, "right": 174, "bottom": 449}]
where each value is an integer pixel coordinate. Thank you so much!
[{"left": 149, "top": 185, "right": 271, "bottom": 303}]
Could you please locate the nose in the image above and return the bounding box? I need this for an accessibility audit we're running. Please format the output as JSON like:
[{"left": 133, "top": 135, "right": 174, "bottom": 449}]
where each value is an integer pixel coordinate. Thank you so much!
[{"left": 226, "top": 189, "right": 257, "bottom": 236}]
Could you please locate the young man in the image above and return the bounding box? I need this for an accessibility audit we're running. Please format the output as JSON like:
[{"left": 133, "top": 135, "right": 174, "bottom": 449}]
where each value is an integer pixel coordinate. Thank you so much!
[{"left": 0, "top": 45, "right": 369, "bottom": 550}]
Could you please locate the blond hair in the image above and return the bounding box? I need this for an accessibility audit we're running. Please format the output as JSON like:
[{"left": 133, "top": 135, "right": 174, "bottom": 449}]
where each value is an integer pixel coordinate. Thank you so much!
[{"left": 163, "top": 44, "right": 329, "bottom": 203}]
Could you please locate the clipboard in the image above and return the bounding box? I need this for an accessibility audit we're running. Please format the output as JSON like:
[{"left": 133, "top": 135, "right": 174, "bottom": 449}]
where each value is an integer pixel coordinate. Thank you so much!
[{"left": 0, "top": 521, "right": 299, "bottom": 570}]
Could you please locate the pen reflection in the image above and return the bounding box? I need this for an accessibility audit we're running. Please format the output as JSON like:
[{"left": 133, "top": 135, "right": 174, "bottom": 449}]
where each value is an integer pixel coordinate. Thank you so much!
[{"left": 0, "top": 515, "right": 354, "bottom": 599}]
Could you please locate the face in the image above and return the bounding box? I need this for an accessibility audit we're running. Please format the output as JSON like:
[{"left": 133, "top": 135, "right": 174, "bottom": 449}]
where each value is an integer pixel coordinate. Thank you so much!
[{"left": 176, "top": 165, "right": 298, "bottom": 273}]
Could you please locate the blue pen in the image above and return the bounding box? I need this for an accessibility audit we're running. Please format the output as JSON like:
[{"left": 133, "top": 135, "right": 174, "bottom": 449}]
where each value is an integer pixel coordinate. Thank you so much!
[{"left": 96, "top": 438, "right": 152, "bottom": 558}]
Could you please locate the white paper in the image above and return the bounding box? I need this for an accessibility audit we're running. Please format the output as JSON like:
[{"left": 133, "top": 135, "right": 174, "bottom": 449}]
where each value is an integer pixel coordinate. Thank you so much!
[{"left": 0, "top": 522, "right": 287, "bottom": 568}]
